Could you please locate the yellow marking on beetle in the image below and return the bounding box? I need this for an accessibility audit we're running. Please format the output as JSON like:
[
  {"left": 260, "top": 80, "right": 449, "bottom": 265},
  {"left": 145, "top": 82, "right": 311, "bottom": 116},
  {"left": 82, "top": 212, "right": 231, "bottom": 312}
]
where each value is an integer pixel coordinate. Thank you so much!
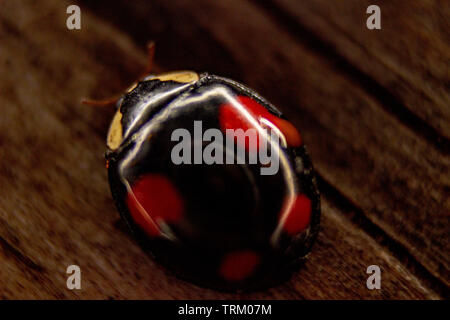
[
  {"left": 152, "top": 71, "right": 199, "bottom": 83},
  {"left": 126, "top": 82, "right": 138, "bottom": 93},
  {"left": 107, "top": 110, "right": 123, "bottom": 150}
]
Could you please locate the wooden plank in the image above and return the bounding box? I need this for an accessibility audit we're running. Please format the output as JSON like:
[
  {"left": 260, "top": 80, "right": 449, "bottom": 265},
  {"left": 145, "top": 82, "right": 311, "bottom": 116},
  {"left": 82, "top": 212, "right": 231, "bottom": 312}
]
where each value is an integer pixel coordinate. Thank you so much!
[
  {"left": 269, "top": 0, "right": 450, "bottom": 145},
  {"left": 0, "top": 0, "right": 443, "bottom": 299},
  {"left": 0, "top": 236, "right": 69, "bottom": 299},
  {"left": 293, "top": 198, "right": 439, "bottom": 299},
  {"left": 80, "top": 0, "right": 450, "bottom": 291}
]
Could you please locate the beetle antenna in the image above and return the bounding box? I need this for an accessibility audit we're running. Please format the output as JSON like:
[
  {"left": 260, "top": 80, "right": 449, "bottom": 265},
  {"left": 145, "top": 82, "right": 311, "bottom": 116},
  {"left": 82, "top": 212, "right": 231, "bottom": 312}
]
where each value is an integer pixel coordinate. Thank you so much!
[
  {"left": 81, "top": 96, "right": 119, "bottom": 108},
  {"left": 82, "top": 42, "right": 156, "bottom": 108},
  {"left": 145, "top": 41, "right": 156, "bottom": 74}
]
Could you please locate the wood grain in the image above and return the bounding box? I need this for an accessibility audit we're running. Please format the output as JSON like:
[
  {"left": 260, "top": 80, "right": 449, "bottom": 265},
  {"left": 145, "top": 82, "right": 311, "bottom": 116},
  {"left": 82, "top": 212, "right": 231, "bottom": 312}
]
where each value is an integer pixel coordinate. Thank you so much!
[
  {"left": 0, "top": 0, "right": 447, "bottom": 299},
  {"left": 271, "top": 0, "right": 450, "bottom": 144},
  {"left": 81, "top": 0, "right": 450, "bottom": 291}
]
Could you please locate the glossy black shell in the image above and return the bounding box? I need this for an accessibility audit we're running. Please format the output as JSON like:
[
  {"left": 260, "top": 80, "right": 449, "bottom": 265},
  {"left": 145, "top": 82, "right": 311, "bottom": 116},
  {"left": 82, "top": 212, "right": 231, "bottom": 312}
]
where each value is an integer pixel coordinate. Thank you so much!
[{"left": 106, "top": 73, "right": 320, "bottom": 291}]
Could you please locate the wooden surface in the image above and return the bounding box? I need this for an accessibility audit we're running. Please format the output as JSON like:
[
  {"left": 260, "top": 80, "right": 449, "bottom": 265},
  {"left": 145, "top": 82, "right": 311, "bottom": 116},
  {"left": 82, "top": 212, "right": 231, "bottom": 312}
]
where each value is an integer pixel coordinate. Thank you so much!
[{"left": 0, "top": 0, "right": 448, "bottom": 299}]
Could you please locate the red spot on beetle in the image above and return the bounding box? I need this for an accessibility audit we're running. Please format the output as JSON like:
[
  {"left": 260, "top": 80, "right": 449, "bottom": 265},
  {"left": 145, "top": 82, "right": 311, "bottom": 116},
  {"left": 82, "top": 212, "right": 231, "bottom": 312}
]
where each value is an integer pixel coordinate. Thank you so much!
[
  {"left": 280, "top": 194, "right": 311, "bottom": 235},
  {"left": 126, "top": 174, "right": 184, "bottom": 237},
  {"left": 219, "top": 95, "right": 302, "bottom": 150},
  {"left": 219, "top": 96, "right": 267, "bottom": 152},
  {"left": 271, "top": 117, "right": 302, "bottom": 147},
  {"left": 219, "top": 250, "right": 260, "bottom": 282}
]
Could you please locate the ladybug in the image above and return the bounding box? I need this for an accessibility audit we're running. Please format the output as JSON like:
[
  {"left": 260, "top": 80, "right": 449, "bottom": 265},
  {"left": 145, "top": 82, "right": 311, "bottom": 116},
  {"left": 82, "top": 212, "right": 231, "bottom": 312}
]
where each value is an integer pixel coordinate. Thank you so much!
[{"left": 87, "top": 46, "right": 320, "bottom": 291}]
